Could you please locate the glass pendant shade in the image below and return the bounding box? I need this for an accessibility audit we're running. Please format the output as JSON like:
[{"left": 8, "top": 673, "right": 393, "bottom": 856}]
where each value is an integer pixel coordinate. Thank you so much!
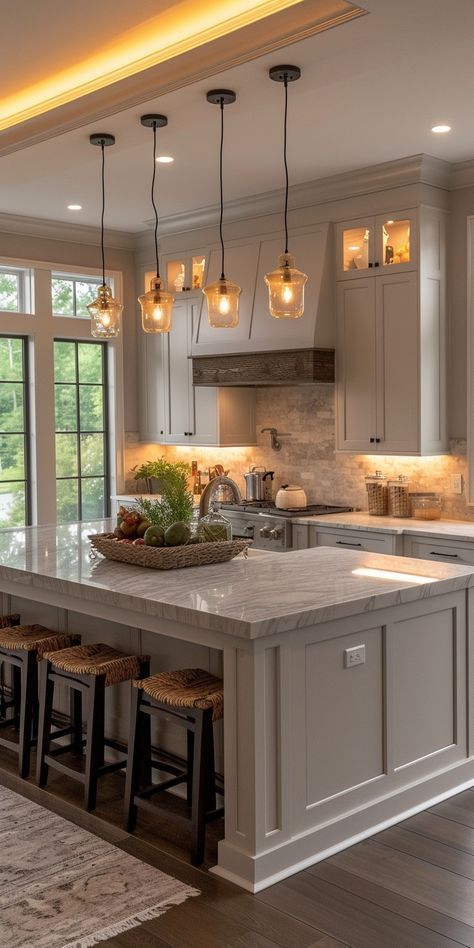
[
  {"left": 203, "top": 277, "right": 241, "bottom": 328},
  {"left": 139, "top": 276, "right": 174, "bottom": 333},
  {"left": 87, "top": 284, "right": 122, "bottom": 337},
  {"left": 264, "top": 252, "right": 307, "bottom": 320}
]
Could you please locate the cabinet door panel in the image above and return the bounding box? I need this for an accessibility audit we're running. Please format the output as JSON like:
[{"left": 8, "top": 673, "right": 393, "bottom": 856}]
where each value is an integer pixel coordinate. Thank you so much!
[
  {"left": 375, "top": 209, "right": 417, "bottom": 273},
  {"left": 336, "top": 218, "right": 374, "bottom": 280},
  {"left": 163, "top": 300, "right": 191, "bottom": 441},
  {"left": 336, "top": 279, "right": 376, "bottom": 451},
  {"left": 376, "top": 271, "right": 418, "bottom": 453},
  {"left": 138, "top": 333, "right": 166, "bottom": 442},
  {"left": 192, "top": 242, "right": 259, "bottom": 354}
]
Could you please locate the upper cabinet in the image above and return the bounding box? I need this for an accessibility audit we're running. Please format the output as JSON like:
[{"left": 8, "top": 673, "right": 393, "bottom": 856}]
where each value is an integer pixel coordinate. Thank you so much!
[
  {"left": 336, "top": 205, "right": 447, "bottom": 456},
  {"left": 191, "top": 223, "right": 335, "bottom": 356},
  {"left": 162, "top": 250, "right": 208, "bottom": 294},
  {"left": 139, "top": 296, "right": 257, "bottom": 447},
  {"left": 336, "top": 210, "right": 417, "bottom": 280}
]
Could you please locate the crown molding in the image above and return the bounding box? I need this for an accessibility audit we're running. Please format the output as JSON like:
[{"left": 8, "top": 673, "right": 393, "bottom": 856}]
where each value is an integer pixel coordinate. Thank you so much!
[
  {"left": 449, "top": 159, "right": 474, "bottom": 190},
  {"left": 137, "top": 153, "right": 453, "bottom": 242},
  {"left": 0, "top": 1, "right": 365, "bottom": 157},
  {"left": 0, "top": 211, "right": 135, "bottom": 251}
]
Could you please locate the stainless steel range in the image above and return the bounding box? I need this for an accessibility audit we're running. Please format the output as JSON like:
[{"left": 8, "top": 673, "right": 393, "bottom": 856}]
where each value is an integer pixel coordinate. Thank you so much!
[{"left": 217, "top": 501, "right": 352, "bottom": 552}]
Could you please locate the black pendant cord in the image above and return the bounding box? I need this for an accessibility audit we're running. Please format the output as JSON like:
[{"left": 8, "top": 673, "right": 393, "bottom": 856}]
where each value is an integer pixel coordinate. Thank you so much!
[
  {"left": 100, "top": 141, "right": 106, "bottom": 287},
  {"left": 283, "top": 75, "right": 289, "bottom": 256},
  {"left": 151, "top": 123, "right": 160, "bottom": 280},
  {"left": 219, "top": 98, "right": 226, "bottom": 281}
]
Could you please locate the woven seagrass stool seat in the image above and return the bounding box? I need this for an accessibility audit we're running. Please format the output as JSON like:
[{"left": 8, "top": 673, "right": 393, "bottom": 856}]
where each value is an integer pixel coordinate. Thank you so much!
[
  {"left": 124, "top": 668, "right": 224, "bottom": 866},
  {"left": 36, "top": 643, "right": 150, "bottom": 812},
  {"left": 0, "top": 620, "right": 80, "bottom": 778}
]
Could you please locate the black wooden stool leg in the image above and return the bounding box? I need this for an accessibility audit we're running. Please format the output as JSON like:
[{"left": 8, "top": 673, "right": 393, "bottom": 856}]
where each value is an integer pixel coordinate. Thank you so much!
[
  {"left": 186, "top": 729, "right": 194, "bottom": 807},
  {"left": 84, "top": 675, "right": 105, "bottom": 812},
  {"left": 36, "top": 660, "right": 54, "bottom": 787},
  {"left": 191, "top": 708, "right": 212, "bottom": 866},
  {"left": 19, "top": 651, "right": 36, "bottom": 778},
  {"left": 124, "top": 685, "right": 143, "bottom": 832},
  {"left": 12, "top": 665, "right": 21, "bottom": 728},
  {"left": 70, "top": 687, "right": 83, "bottom": 754},
  {"left": 205, "top": 720, "right": 217, "bottom": 811},
  {"left": 137, "top": 661, "right": 151, "bottom": 787}
]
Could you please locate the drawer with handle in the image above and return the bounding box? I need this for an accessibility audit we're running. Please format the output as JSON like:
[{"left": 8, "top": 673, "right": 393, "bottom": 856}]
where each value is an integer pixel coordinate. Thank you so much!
[
  {"left": 403, "top": 535, "right": 474, "bottom": 565},
  {"left": 309, "top": 526, "right": 398, "bottom": 555}
]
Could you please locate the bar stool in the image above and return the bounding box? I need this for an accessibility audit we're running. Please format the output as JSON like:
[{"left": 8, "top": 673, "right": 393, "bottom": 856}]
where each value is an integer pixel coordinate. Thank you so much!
[
  {"left": 0, "top": 622, "right": 79, "bottom": 777},
  {"left": 124, "top": 668, "right": 224, "bottom": 865},
  {"left": 36, "top": 643, "right": 150, "bottom": 811},
  {"left": 0, "top": 614, "right": 20, "bottom": 720}
]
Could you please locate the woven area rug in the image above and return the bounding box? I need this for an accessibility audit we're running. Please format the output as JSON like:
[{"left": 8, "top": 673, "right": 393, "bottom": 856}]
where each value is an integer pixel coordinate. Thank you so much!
[{"left": 0, "top": 785, "right": 199, "bottom": 948}]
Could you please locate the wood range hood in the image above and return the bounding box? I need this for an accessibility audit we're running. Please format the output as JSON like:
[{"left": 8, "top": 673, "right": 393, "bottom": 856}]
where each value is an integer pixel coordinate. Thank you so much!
[{"left": 192, "top": 347, "right": 334, "bottom": 386}]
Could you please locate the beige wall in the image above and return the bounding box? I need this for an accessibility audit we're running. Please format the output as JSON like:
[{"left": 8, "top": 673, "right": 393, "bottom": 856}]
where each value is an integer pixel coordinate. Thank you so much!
[
  {"left": 126, "top": 384, "right": 472, "bottom": 521},
  {"left": 0, "top": 228, "right": 138, "bottom": 431}
]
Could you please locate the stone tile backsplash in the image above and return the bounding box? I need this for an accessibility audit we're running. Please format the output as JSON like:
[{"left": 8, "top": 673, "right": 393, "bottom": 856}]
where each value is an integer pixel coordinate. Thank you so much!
[{"left": 125, "top": 384, "right": 472, "bottom": 521}]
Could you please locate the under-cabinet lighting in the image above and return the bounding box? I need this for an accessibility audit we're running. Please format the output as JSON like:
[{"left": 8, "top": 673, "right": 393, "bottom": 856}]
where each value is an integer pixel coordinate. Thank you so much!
[
  {"left": 156, "top": 155, "right": 174, "bottom": 163},
  {"left": 431, "top": 124, "right": 451, "bottom": 134},
  {"left": 348, "top": 245, "right": 360, "bottom": 251},
  {"left": 67, "top": 204, "right": 82, "bottom": 210},
  {"left": 352, "top": 567, "right": 435, "bottom": 584}
]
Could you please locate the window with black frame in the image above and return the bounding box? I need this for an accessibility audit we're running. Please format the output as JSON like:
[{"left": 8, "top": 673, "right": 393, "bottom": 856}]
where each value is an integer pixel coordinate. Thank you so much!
[
  {"left": 54, "top": 340, "right": 109, "bottom": 523},
  {"left": 0, "top": 336, "right": 30, "bottom": 528}
]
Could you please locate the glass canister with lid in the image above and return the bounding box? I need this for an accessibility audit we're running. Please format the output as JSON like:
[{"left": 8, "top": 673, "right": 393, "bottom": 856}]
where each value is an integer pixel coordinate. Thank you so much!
[
  {"left": 197, "top": 503, "right": 232, "bottom": 542},
  {"left": 410, "top": 492, "right": 442, "bottom": 521},
  {"left": 365, "top": 471, "right": 388, "bottom": 516},
  {"left": 388, "top": 476, "right": 411, "bottom": 518}
]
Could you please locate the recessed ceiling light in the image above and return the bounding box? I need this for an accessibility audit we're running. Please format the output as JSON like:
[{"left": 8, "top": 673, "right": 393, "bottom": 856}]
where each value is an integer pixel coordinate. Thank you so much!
[
  {"left": 155, "top": 155, "right": 174, "bottom": 163},
  {"left": 431, "top": 124, "right": 451, "bottom": 134},
  {"left": 67, "top": 204, "right": 82, "bottom": 210}
]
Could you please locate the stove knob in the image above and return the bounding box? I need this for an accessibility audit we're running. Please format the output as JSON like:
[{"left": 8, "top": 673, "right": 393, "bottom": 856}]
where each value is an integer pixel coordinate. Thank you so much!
[
  {"left": 269, "top": 527, "right": 282, "bottom": 540},
  {"left": 259, "top": 526, "right": 271, "bottom": 538}
]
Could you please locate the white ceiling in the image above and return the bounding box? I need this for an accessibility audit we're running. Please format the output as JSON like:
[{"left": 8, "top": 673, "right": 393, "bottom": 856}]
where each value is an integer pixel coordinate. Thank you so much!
[{"left": 1, "top": 0, "right": 474, "bottom": 233}]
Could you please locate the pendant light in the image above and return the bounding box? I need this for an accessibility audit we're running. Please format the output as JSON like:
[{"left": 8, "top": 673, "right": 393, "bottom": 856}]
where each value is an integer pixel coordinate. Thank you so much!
[
  {"left": 264, "top": 66, "right": 308, "bottom": 320},
  {"left": 87, "top": 133, "right": 123, "bottom": 338},
  {"left": 202, "top": 90, "right": 241, "bottom": 328},
  {"left": 138, "top": 114, "right": 174, "bottom": 333}
]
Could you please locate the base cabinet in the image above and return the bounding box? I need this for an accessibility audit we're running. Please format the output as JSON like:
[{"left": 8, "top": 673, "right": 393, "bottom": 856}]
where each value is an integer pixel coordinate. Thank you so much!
[
  {"left": 139, "top": 298, "right": 257, "bottom": 446},
  {"left": 309, "top": 524, "right": 402, "bottom": 555},
  {"left": 403, "top": 535, "right": 474, "bottom": 565}
]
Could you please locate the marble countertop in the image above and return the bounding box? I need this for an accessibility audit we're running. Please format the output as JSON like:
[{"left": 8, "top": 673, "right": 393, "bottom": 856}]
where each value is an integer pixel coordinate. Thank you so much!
[
  {"left": 0, "top": 520, "right": 473, "bottom": 640},
  {"left": 292, "top": 511, "right": 474, "bottom": 541}
]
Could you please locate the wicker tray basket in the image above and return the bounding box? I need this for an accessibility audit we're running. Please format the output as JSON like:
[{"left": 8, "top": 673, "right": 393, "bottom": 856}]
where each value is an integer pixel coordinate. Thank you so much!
[{"left": 89, "top": 532, "right": 252, "bottom": 570}]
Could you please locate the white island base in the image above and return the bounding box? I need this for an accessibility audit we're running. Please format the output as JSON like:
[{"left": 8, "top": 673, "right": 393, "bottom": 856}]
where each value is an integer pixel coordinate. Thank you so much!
[{"left": 0, "top": 521, "right": 473, "bottom": 892}]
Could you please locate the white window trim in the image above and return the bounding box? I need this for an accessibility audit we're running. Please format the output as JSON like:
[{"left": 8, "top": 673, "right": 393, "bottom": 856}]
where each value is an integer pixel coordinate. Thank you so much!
[{"left": 0, "top": 256, "right": 124, "bottom": 525}]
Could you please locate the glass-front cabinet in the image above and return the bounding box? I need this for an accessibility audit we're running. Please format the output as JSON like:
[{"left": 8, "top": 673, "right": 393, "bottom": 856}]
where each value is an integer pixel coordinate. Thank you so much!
[
  {"left": 163, "top": 252, "right": 207, "bottom": 294},
  {"left": 337, "top": 210, "right": 417, "bottom": 280}
]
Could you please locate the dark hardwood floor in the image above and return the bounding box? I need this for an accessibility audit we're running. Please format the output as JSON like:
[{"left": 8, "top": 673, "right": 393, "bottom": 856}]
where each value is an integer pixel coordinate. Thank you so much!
[{"left": 0, "top": 742, "right": 473, "bottom": 948}]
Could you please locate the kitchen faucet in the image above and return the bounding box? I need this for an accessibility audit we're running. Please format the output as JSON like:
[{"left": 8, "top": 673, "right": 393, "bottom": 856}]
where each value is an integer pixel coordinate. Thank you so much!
[{"left": 261, "top": 427, "right": 289, "bottom": 451}]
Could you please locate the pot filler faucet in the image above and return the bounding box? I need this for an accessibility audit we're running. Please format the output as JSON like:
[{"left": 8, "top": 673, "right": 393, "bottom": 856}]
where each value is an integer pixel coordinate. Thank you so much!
[{"left": 261, "top": 427, "right": 290, "bottom": 451}]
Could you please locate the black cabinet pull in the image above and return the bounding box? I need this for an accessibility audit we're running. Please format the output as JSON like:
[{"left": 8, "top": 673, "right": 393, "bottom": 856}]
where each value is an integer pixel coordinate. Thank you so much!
[
  {"left": 336, "top": 540, "right": 362, "bottom": 547},
  {"left": 375, "top": 437, "right": 381, "bottom": 443},
  {"left": 369, "top": 437, "right": 375, "bottom": 443},
  {"left": 429, "top": 551, "right": 459, "bottom": 558},
  {"left": 368, "top": 262, "right": 373, "bottom": 268},
  {"left": 374, "top": 261, "right": 380, "bottom": 267},
  {"left": 160, "top": 430, "right": 164, "bottom": 435}
]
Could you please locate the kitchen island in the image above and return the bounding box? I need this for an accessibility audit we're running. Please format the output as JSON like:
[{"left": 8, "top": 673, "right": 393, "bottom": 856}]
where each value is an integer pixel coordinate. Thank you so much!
[{"left": 0, "top": 520, "right": 473, "bottom": 891}]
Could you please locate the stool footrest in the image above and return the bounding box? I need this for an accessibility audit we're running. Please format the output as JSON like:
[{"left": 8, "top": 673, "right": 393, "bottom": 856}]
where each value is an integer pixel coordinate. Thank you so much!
[
  {"left": 97, "top": 758, "right": 127, "bottom": 776},
  {"left": 135, "top": 772, "right": 187, "bottom": 800},
  {"left": 44, "top": 755, "right": 86, "bottom": 783}
]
